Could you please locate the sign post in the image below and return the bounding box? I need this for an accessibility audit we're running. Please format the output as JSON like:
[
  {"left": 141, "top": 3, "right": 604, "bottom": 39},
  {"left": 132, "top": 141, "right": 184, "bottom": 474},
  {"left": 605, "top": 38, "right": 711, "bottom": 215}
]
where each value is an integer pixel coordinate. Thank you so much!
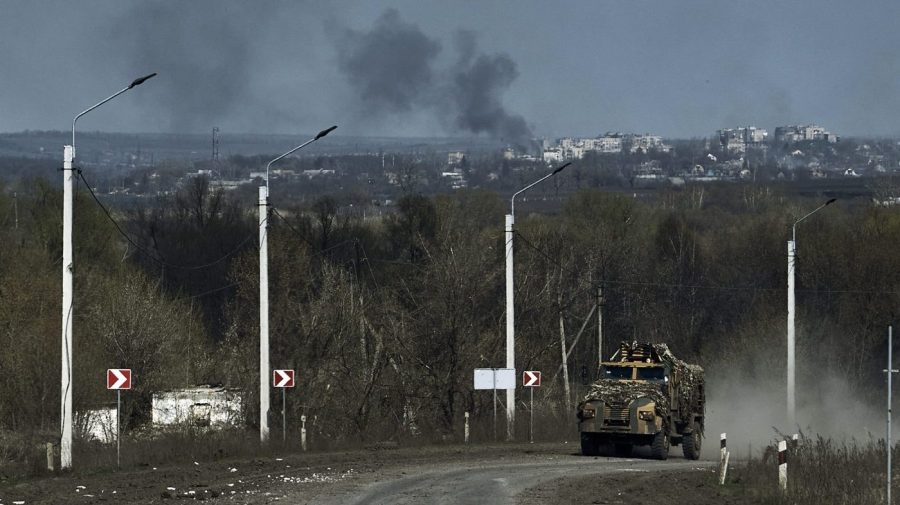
[
  {"left": 474, "top": 368, "right": 515, "bottom": 441},
  {"left": 523, "top": 371, "right": 541, "bottom": 443},
  {"left": 273, "top": 370, "right": 295, "bottom": 444},
  {"left": 117, "top": 389, "right": 120, "bottom": 466},
  {"left": 107, "top": 369, "right": 131, "bottom": 469}
]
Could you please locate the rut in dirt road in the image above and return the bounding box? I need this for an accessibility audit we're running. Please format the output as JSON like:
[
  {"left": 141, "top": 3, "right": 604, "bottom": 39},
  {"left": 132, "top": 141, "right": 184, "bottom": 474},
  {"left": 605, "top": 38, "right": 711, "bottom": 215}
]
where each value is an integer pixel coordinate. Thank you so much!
[{"left": 311, "top": 454, "right": 713, "bottom": 505}]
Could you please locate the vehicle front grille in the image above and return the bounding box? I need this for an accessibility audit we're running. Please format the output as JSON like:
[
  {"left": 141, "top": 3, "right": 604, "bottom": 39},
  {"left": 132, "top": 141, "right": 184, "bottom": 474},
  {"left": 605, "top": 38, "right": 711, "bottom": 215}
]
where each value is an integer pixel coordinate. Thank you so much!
[{"left": 604, "top": 405, "right": 630, "bottom": 426}]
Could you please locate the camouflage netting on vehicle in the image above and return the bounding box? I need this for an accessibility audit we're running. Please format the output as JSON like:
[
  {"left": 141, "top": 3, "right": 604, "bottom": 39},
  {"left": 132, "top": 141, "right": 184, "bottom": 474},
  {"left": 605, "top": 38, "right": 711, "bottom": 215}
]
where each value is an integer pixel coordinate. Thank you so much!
[
  {"left": 581, "top": 379, "right": 670, "bottom": 417},
  {"left": 654, "top": 343, "right": 705, "bottom": 428},
  {"left": 580, "top": 342, "right": 704, "bottom": 427}
]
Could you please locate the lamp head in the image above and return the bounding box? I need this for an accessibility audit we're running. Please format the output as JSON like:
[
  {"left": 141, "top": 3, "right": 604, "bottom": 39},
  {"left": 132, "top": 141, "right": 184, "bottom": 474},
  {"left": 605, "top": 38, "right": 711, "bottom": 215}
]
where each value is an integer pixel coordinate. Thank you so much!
[
  {"left": 129, "top": 73, "right": 157, "bottom": 89},
  {"left": 552, "top": 162, "right": 571, "bottom": 175},
  {"left": 316, "top": 125, "right": 338, "bottom": 140},
  {"left": 825, "top": 198, "right": 837, "bottom": 206}
]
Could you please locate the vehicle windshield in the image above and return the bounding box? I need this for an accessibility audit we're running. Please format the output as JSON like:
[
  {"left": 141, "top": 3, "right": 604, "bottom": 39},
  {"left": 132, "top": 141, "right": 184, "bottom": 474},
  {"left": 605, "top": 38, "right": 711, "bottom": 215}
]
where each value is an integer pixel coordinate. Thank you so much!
[
  {"left": 636, "top": 367, "right": 666, "bottom": 381},
  {"left": 603, "top": 366, "right": 633, "bottom": 380}
]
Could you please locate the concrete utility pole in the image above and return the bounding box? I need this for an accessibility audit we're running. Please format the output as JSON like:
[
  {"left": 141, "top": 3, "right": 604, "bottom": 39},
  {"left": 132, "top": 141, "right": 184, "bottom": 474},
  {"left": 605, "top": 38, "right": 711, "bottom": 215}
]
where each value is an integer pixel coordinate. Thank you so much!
[
  {"left": 505, "top": 162, "right": 569, "bottom": 441},
  {"left": 259, "top": 126, "right": 336, "bottom": 443},
  {"left": 597, "top": 285, "right": 603, "bottom": 370},
  {"left": 886, "top": 325, "right": 898, "bottom": 505},
  {"left": 786, "top": 198, "right": 835, "bottom": 429},
  {"left": 258, "top": 185, "right": 270, "bottom": 442},
  {"left": 61, "top": 73, "right": 156, "bottom": 469}
]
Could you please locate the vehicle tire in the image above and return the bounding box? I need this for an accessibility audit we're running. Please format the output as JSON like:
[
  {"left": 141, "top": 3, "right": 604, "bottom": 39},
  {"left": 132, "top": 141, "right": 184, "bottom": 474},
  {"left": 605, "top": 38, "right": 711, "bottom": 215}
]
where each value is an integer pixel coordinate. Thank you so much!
[
  {"left": 682, "top": 428, "right": 701, "bottom": 460},
  {"left": 581, "top": 433, "right": 600, "bottom": 456},
  {"left": 650, "top": 430, "right": 669, "bottom": 460},
  {"left": 613, "top": 443, "right": 632, "bottom": 457}
]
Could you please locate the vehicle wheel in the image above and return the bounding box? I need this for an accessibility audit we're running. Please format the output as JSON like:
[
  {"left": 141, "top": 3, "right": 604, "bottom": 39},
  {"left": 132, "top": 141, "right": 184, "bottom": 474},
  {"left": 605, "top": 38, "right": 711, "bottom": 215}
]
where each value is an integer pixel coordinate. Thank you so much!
[
  {"left": 613, "top": 443, "right": 632, "bottom": 457},
  {"left": 581, "top": 433, "right": 600, "bottom": 456},
  {"left": 650, "top": 430, "right": 669, "bottom": 460},
  {"left": 682, "top": 429, "right": 701, "bottom": 460}
]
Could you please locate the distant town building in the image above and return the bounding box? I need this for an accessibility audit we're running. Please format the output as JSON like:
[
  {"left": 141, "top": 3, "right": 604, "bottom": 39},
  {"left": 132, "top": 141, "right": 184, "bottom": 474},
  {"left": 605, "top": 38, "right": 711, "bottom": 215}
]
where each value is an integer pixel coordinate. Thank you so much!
[
  {"left": 441, "top": 170, "right": 467, "bottom": 189},
  {"left": 717, "top": 127, "right": 768, "bottom": 153},
  {"left": 447, "top": 151, "right": 466, "bottom": 166},
  {"left": 774, "top": 125, "right": 839, "bottom": 144},
  {"left": 625, "top": 134, "right": 671, "bottom": 153},
  {"left": 302, "top": 169, "right": 335, "bottom": 178},
  {"left": 542, "top": 147, "right": 564, "bottom": 163},
  {"left": 595, "top": 136, "right": 623, "bottom": 153},
  {"left": 543, "top": 132, "right": 668, "bottom": 162}
]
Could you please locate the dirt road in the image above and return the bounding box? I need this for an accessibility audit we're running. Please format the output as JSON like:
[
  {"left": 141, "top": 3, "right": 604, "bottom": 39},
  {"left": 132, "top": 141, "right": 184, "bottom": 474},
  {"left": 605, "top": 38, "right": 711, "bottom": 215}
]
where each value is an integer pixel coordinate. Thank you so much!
[
  {"left": 314, "top": 454, "right": 712, "bottom": 505},
  {"left": 0, "top": 443, "right": 720, "bottom": 504}
]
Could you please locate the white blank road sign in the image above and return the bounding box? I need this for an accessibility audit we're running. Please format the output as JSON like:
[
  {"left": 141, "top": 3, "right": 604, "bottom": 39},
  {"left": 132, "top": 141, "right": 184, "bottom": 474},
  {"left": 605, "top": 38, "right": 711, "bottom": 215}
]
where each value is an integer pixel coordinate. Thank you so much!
[{"left": 474, "top": 368, "right": 516, "bottom": 390}]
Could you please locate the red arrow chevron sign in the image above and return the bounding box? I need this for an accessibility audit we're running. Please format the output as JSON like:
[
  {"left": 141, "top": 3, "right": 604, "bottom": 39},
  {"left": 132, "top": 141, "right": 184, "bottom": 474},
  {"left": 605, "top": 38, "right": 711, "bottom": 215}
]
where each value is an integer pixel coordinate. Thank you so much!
[
  {"left": 107, "top": 369, "right": 132, "bottom": 390},
  {"left": 523, "top": 371, "right": 541, "bottom": 387},
  {"left": 273, "top": 369, "right": 295, "bottom": 388}
]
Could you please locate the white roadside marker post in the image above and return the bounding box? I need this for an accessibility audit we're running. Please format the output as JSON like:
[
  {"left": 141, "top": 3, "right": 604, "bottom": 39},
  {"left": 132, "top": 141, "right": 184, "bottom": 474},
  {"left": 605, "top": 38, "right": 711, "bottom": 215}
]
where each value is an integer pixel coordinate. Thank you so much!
[
  {"left": 46, "top": 442, "right": 54, "bottom": 472},
  {"left": 718, "top": 433, "right": 727, "bottom": 484},
  {"left": 301, "top": 415, "right": 307, "bottom": 452},
  {"left": 464, "top": 412, "right": 470, "bottom": 444},
  {"left": 778, "top": 440, "right": 788, "bottom": 492}
]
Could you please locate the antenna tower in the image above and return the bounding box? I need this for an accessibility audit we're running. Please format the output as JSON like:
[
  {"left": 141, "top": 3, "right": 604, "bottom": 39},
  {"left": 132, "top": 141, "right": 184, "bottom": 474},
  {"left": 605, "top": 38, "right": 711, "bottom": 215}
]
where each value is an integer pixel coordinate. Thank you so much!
[{"left": 212, "top": 127, "right": 220, "bottom": 162}]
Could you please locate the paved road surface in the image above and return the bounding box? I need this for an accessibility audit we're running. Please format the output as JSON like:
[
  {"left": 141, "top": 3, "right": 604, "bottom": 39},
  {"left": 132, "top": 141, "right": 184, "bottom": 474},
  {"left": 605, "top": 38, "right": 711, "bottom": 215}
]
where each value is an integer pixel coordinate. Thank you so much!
[{"left": 315, "top": 453, "right": 714, "bottom": 505}]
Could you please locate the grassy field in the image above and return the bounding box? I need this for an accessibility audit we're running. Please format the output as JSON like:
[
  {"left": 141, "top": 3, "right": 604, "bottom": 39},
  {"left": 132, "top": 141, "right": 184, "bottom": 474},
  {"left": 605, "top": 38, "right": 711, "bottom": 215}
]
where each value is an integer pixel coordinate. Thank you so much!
[{"left": 727, "top": 434, "right": 894, "bottom": 504}]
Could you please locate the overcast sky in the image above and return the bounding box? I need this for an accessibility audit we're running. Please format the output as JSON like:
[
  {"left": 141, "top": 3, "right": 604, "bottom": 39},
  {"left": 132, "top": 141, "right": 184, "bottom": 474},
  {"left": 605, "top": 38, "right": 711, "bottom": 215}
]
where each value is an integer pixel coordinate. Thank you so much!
[{"left": 2, "top": 0, "right": 899, "bottom": 139}]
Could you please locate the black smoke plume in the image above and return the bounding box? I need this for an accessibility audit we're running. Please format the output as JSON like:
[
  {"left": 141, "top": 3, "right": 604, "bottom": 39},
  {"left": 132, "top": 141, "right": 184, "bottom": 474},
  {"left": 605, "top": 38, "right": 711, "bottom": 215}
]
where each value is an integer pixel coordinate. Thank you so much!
[
  {"left": 335, "top": 10, "right": 533, "bottom": 141},
  {"left": 449, "top": 31, "right": 531, "bottom": 141},
  {"left": 110, "top": 2, "right": 261, "bottom": 132},
  {"left": 336, "top": 9, "right": 441, "bottom": 115}
]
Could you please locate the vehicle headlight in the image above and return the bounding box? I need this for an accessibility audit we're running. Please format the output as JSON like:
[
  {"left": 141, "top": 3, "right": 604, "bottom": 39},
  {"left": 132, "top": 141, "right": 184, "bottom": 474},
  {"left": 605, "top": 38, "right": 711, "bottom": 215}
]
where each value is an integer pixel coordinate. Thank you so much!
[{"left": 638, "top": 410, "right": 655, "bottom": 421}]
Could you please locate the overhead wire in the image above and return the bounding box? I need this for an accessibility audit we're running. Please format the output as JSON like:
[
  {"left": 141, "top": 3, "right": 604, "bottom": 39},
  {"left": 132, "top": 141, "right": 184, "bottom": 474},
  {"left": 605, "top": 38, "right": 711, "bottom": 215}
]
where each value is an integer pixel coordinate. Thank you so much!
[
  {"left": 513, "top": 229, "right": 900, "bottom": 297},
  {"left": 77, "top": 169, "right": 258, "bottom": 271}
]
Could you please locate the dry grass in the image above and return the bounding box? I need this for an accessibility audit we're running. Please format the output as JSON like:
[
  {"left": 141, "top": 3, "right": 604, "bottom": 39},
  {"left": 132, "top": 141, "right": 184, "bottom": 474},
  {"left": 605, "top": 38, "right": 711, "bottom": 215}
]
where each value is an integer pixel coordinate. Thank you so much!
[
  {"left": 734, "top": 434, "right": 895, "bottom": 504},
  {"left": 0, "top": 411, "right": 579, "bottom": 480}
]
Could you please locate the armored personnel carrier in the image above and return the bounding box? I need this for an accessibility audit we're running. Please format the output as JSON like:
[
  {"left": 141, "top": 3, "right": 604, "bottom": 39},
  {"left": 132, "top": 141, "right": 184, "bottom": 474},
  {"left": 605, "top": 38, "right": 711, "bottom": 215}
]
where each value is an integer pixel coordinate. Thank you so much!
[{"left": 576, "top": 341, "right": 704, "bottom": 460}]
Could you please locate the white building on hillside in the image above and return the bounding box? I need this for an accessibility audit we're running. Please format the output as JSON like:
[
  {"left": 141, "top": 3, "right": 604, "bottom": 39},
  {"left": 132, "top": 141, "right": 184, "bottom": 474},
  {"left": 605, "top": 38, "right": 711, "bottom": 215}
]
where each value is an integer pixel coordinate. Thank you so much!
[
  {"left": 718, "top": 127, "right": 768, "bottom": 153},
  {"left": 626, "top": 134, "right": 671, "bottom": 153},
  {"left": 774, "top": 125, "right": 838, "bottom": 144},
  {"left": 542, "top": 148, "right": 564, "bottom": 163}
]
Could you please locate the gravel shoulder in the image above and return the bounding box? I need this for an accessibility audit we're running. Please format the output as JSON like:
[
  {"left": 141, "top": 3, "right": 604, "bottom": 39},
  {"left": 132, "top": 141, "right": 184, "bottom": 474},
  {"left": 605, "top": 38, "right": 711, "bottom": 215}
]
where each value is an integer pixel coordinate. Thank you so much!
[
  {"left": 0, "top": 443, "right": 733, "bottom": 504},
  {"left": 519, "top": 463, "right": 758, "bottom": 505}
]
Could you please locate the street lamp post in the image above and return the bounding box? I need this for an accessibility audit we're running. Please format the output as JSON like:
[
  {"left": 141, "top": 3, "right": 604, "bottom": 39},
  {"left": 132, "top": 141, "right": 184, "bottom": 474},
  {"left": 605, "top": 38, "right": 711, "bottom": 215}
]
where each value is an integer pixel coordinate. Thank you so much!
[
  {"left": 787, "top": 197, "right": 835, "bottom": 428},
  {"left": 61, "top": 73, "right": 156, "bottom": 470},
  {"left": 505, "top": 162, "right": 570, "bottom": 441},
  {"left": 259, "top": 125, "right": 336, "bottom": 443}
]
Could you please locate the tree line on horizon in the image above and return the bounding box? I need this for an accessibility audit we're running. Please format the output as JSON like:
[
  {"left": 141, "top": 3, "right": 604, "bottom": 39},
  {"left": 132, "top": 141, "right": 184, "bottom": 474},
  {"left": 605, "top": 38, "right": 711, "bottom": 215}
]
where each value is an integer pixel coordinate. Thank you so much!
[{"left": 1, "top": 174, "right": 899, "bottom": 444}]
